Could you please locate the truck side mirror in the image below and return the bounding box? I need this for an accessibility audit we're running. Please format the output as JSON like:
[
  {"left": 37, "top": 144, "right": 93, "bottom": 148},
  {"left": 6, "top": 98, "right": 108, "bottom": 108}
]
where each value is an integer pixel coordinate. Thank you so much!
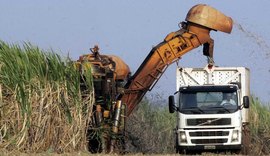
[
  {"left": 169, "top": 95, "right": 175, "bottom": 113},
  {"left": 243, "top": 96, "right": 250, "bottom": 108}
]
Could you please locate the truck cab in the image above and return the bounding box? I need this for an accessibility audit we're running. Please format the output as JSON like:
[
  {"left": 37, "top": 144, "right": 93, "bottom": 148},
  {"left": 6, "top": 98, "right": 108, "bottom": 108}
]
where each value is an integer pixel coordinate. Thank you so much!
[{"left": 169, "top": 66, "right": 250, "bottom": 153}]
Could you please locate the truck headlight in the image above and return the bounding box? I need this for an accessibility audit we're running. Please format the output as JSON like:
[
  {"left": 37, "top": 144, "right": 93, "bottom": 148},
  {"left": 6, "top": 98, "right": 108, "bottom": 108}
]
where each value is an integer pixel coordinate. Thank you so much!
[
  {"left": 181, "top": 133, "right": 186, "bottom": 140},
  {"left": 231, "top": 130, "right": 239, "bottom": 142},
  {"left": 179, "top": 131, "right": 187, "bottom": 143}
]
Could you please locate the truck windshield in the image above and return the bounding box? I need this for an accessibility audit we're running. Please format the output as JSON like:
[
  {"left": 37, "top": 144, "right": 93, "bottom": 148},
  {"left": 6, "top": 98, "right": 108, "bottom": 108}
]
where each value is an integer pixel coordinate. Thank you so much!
[{"left": 179, "top": 87, "right": 238, "bottom": 114}]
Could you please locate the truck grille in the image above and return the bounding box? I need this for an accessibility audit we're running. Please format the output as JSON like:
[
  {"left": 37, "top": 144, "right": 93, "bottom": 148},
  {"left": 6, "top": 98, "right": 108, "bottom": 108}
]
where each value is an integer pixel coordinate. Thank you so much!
[
  {"left": 189, "top": 131, "right": 229, "bottom": 137},
  {"left": 191, "top": 139, "right": 228, "bottom": 144},
  {"left": 187, "top": 118, "right": 231, "bottom": 126}
]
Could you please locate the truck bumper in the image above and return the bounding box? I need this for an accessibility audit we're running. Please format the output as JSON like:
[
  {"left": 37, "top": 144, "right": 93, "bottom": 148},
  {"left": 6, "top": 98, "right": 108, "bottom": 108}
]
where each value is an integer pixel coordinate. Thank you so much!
[{"left": 179, "top": 144, "right": 241, "bottom": 151}]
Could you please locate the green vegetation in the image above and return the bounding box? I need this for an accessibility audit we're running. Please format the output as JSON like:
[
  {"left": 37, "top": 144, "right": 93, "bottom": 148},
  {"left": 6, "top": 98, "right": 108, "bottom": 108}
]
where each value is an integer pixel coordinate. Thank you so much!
[{"left": 0, "top": 41, "right": 94, "bottom": 153}]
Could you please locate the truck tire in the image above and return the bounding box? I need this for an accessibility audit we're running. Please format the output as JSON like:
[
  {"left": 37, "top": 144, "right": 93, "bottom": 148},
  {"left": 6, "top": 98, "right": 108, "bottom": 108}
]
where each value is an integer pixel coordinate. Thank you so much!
[
  {"left": 176, "top": 146, "right": 186, "bottom": 154},
  {"left": 175, "top": 137, "right": 181, "bottom": 153},
  {"left": 175, "top": 137, "right": 186, "bottom": 154},
  {"left": 175, "top": 145, "right": 180, "bottom": 154}
]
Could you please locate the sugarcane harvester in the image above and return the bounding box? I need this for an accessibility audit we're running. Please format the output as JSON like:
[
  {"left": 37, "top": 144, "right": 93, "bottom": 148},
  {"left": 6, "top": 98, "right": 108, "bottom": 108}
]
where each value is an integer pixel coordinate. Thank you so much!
[
  {"left": 76, "top": 4, "right": 233, "bottom": 153},
  {"left": 76, "top": 46, "right": 131, "bottom": 153}
]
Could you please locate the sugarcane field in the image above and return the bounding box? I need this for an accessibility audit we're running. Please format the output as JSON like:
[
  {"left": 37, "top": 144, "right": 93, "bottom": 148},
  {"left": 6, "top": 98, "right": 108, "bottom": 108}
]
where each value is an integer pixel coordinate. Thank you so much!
[{"left": 1, "top": 1, "right": 270, "bottom": 156}]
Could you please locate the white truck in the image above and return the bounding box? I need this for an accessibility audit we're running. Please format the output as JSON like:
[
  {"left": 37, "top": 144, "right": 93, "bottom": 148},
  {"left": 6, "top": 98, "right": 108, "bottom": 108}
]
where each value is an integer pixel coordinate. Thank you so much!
[{"left": 168, "top": 65, "right": 250, "bottom": 154}]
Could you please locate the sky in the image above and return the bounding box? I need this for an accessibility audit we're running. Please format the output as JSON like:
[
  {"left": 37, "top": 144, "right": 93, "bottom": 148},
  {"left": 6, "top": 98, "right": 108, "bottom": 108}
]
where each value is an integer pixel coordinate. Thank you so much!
[{"left": 0, "top": 0, "right": 270, "bottom": 103}]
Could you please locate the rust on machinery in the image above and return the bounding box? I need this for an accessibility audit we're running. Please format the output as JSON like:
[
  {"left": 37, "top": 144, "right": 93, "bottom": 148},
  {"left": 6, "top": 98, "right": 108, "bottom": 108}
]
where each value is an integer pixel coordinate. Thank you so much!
[{"left": 120, "top": 4, "right": 233, "bottom": 115}]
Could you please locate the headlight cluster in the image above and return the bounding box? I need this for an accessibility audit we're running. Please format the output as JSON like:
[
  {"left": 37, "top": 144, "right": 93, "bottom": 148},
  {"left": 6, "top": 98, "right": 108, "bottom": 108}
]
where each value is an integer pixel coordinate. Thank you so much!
[
  {"left": 231, "top": 130, "right": 239, "bottom": 142},
  {"left": 179, "top": 131, "right": 187, "bottom": 143}
]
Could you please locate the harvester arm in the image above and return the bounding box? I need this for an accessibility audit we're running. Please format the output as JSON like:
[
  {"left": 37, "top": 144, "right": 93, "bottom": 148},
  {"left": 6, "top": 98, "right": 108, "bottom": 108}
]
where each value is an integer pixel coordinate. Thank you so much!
[{"left": 121, "top": 4, "right": 233, "bottom": 115}]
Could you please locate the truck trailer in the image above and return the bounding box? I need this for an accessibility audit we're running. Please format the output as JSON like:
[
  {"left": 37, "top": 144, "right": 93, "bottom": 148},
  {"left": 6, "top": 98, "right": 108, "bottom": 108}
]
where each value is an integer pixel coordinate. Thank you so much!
[{"left": 169, "top": 65, "right": 250, "bottom": 154}]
